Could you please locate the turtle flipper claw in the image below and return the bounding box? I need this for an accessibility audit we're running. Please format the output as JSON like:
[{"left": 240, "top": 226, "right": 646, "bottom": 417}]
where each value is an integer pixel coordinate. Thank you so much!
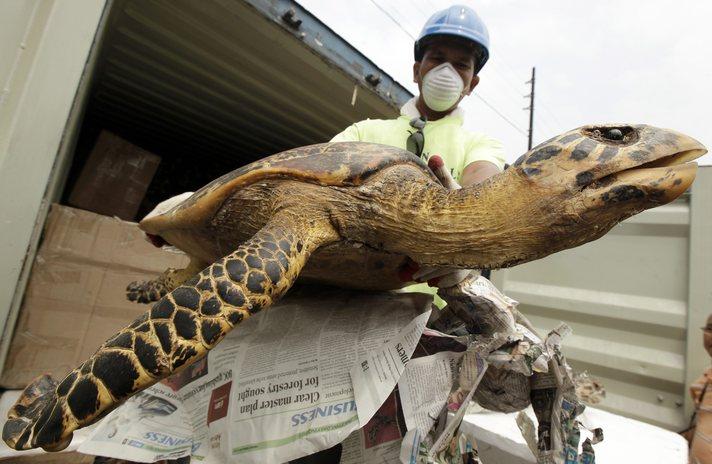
[
  {"left": 2, "top": 374, "right": 69, "bottom": 451},
  {"left": 126, "top": 263, "right": 206, "bottom": 304},
  {"left": 126, "top": 279, "right": 167, "bottom": 303}
]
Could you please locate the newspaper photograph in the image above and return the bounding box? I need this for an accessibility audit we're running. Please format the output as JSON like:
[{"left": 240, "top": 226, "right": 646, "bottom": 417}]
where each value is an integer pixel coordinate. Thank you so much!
[
  {"left": 340, "top": 391, "right": 405, "bottom": 464},
  {"left": 78, "top": 382, "right": 191, "bottom": 462}
]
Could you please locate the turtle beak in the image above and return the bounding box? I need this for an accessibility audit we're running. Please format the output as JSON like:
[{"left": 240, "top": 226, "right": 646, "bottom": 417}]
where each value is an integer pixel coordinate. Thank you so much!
[
  {"left": 581, "top": 129, "right": 706, "bottom": 211},
  {"left": 600, "top": 160, "right": 699, "bottom": 204}
]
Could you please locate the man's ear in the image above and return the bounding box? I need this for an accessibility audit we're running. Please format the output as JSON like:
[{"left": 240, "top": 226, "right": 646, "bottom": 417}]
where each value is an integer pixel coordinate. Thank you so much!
[
  {"left": 465, "top": 75, "right": 480, "bottom": 95},
  {"left": 413, "top": 62, "right": 421, "bottom": 84}
]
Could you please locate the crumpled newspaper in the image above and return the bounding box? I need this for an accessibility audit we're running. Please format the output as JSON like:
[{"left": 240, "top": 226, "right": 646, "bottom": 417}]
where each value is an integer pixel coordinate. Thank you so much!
[
  {"left": 427, "top": 431, "right": 480, "bottom": 464},
  {"left": 398, "top": 337, "right": 489, "bottom": 464},
  {"left": 474, "top": 365, "right": 531, "bottom": 413},
  {"left": 574, "top": 372, "right": 606, "bottom": 405},
  {"left": 437, "top": 274, "right": 550, "bottom": 376},
  {"left": 435, "top": 275, "right": 603, "bottom": 464},
  {"left": 516, "top": 324, "right": 604, "bottom": 464}
]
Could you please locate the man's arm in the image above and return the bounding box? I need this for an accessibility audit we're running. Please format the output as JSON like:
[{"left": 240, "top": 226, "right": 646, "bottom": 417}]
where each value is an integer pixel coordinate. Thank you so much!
[
  {"left": 460, "top": 132, "right": 506, "bottom": 186},
  {"left": 460, "top": 160, "right": 501, "bottom": 186}
]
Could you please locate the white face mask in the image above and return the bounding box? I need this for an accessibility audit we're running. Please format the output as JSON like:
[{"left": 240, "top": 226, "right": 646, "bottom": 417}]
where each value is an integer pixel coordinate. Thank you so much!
[{"left": 421, "top": 62, "right": 466, "bottom": 112}]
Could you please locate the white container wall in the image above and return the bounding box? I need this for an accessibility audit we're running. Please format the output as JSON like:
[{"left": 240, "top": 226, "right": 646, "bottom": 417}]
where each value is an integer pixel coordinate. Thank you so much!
[
  {"left": 492, "top": 167, "right": 712, "bottom": 430},
  {"left": 0, "top": 0, "right": 107, "bottom": 369}
]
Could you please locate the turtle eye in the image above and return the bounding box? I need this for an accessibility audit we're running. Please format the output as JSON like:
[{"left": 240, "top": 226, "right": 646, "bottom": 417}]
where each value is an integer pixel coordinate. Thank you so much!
[
  {"left": 606, "top": 128, "right": 623, "bottom": 140},
  {"left": 583, "top": 126, "right": 637, "bottom": 144}
]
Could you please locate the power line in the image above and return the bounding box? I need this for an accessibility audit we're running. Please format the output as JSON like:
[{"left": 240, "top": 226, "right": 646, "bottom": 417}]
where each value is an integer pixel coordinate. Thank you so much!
[
  {"left": 489, "top": 57, "right": 563, "bottom": 136},
  {"left": 368, "top": 0, "right": 416, "bottom": 40},
  {"left": 424, "top": 0, "right": 441, "bottom": 11},
  {"left": 533, "top": 110, "right": 561, "bottom": 133},
  {"left": 491, "top": 51, "right": 526, "bottom": 87},
  {"left": 489, "top": 49, "right": 567, "bottom": 133},
  {"left": 475, "top": 94, "right": 528, "bottom": 136},
  {"left": 481, "top": 64, "right": 534, "bottom": 113},
  {"left": 533, "top": 115, "right": 558, "bottom": 137},
  {"left": 482, "top": 76, "right": 553, "bottom": 133},
  {"left": 538, "top": 99, "right": 567, "bottom": 131},
  {"left": 410, "top": 0, "right": 432, "bottom": 22},
  {"left": 487, "top": 58, "right": 527, "bottom": 97},
  {"left": 496, "top": 57, "right": 563, "bottom": 128},
  {"left": 379, "top": 0, "right": 426, "bottom": 38}
]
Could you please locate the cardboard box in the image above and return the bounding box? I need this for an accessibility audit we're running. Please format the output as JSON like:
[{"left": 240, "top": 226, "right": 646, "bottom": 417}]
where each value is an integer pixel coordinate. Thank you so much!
[
  {"left": 0, "top": 204, "right": 188, "bottom": 388},
  {"left": 68, "top": 130, "right": 161, "bottom": 221}
]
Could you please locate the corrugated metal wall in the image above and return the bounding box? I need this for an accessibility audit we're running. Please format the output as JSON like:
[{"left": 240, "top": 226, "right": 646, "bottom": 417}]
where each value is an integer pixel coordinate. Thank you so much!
[
  {"left": 70, "top": 0, "right": 414, "bottom": 217},
  {"left": 492, "top": 169, "right": 712, "bottom": 430},
  {"left": 88, "top": 0, "right": 411, "bottom": 167}
]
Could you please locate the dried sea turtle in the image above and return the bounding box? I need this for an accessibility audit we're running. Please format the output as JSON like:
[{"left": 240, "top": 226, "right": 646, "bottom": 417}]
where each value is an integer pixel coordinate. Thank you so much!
[{"left": 3, "top": 124, "right": 706, "bottom": 451}]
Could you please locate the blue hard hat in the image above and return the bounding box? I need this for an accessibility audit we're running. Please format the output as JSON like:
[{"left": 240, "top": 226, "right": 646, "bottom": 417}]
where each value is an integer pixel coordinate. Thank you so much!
[{"left": 414, "top": 4, "right": 490, "bottom": 73}]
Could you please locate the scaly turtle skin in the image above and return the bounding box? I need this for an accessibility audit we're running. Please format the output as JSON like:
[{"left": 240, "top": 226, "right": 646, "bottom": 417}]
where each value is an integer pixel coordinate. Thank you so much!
[{"left": 3, "top": 124, "right": 706, "bottom": 452}]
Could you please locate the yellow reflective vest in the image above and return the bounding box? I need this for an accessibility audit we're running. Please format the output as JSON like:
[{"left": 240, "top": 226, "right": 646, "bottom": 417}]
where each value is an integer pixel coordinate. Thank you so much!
[{"left": 330, "top": 107, "right": 505, "bottom": 178}]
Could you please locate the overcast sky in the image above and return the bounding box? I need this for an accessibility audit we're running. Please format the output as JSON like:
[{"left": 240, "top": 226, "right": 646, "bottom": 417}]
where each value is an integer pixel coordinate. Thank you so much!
[{"left": 299, "top": 0, "right": 712, "bottom": 165}]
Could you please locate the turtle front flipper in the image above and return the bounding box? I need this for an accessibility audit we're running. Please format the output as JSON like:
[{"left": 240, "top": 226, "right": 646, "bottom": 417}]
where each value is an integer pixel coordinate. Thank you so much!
[
  {"left": 3, "top": 212, "right": 338, "bottom": 451},
  {"left": 126, "top": 257, "right": 208, "bottom": 304},
  {"left": 2, "top": 375, "right": 71, "bottom": 451}
]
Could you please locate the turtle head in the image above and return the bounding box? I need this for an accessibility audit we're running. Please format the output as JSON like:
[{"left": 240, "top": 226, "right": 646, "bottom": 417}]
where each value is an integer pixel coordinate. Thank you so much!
[
  {"left": 512, "top": 124, "right": 705, "bottom": 198},
  {"left": 490, "top": 124, "right": 706, "bottom": 266}
]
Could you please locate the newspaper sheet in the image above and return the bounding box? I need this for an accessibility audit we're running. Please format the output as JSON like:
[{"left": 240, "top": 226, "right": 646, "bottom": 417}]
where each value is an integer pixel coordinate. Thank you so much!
[
  {"left": 350, "top": 310, "right": 431, "bottom": 426},
  {"left": 398, "top": 350, "right": 465, "bottom": 437},
  {"left": 340, "top": 333, "right": 486, "bottom": 464},
  {"left": 339, "top": 391, "right": 405, "bottom": 464},
  {"left": 78, "top": 290, "right": 432, "bottom": 463},
  {"left": 398, "top": 349, "right": 488, "bottom": 463}
]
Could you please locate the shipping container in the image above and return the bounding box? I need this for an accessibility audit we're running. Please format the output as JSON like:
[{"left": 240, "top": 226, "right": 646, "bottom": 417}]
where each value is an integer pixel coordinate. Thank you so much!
[
  {"left": 0, "top": 0, "right": 710, "bottom": 434},
  {"left": 0, "top": 0, "right": 410, "bottom": 376}
]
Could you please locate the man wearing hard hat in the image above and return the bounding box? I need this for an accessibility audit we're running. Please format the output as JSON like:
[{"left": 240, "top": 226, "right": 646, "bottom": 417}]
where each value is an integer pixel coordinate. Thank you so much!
[
  {"left": 332, "top": 4, "right": 505, "bottom": 184},
  {"left": 331, "top": 4, "right": 505, "bottom": 302}
]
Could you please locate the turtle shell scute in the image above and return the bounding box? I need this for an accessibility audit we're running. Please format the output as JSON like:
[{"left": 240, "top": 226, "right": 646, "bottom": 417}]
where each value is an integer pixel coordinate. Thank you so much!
[{"left": 164, "top": 142, "right": 433, "bottom": 219}]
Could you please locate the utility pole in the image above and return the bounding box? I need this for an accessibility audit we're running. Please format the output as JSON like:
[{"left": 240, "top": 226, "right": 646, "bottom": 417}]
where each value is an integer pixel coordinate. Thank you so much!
[{"left": 524, "top": 67, "right": 536, "bottom": 150}]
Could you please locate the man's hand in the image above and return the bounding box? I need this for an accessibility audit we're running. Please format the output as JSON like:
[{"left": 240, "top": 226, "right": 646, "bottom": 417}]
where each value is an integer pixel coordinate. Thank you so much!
[{"left": 428, "top": 155, "right": 461, "bottom": 190}]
